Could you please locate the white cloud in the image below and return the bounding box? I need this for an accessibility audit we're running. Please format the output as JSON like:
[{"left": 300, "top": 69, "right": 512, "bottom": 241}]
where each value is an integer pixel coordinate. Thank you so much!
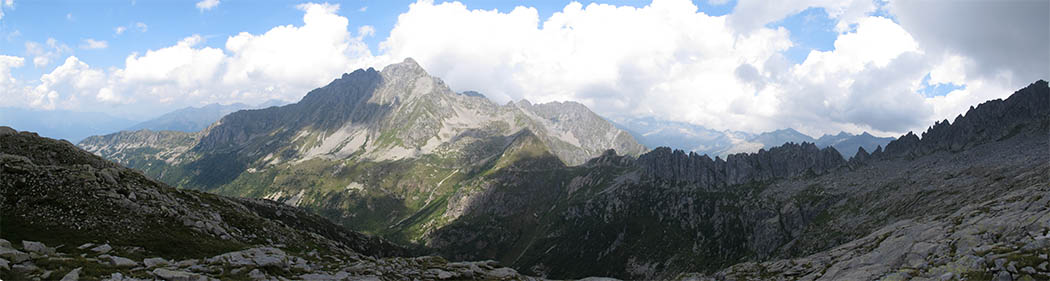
[
  {"left": 792, "top": 16, "right": 919, "bottom": 81},
  {"left": 359, "top": 6, "right": 367, "bottom": 12},
  {"left": 0, "top": 55, "right": 25, "bottom": 108},
  {"left": 29, "top": 56, "right": 107, "bottom": 109},
  {"left": 2, "top": 2, "right": 378, "bottom": 118},
  {"left": 80, "top": 38, "right": 108, "bottom": 50},
  {"left": 115, "top": 26, "right": 127, "bottom": 35},
  {"left": 378, "top": 0, "right": 1041, "bottom": 136},
  {"left": 1, "top": 0, "right": 1042, "bottom": 136},
  {"left": 357, "top": 25, "right": 375, "bottom": 37},
  {"left": 380, "top": 0, "right": 793, "bottom": 132},
  {"left": 25, "top": 38, "right": 70, "bottom": 68},
  {"left": 889, "top": 0, "right": 1049, "bottom": 83},
  {"left": 728, "top": 0, "right": 877, "bottom": 33},
  {"left": 0, "top": 55, "right": 23, "bottom": 85},
  {"left": 122, "top": 35, "right": 224, "bottom": 87},
  {"left": 221, "top": 3, "right": 376, "bottom": 93},
  {"left": 136, "top": 22, "right": 148, "bottom": 32},
  {"left": 196, "top": 0, "right": 219, "bottom": 12}
]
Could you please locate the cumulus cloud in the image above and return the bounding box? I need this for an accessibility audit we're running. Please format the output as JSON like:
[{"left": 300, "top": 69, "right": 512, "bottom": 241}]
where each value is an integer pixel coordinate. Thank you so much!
[
  {"left": 196, "top": 0, "right": 219, "bottom": 12},
  {"left": 0, "top": 55, "right": 23, "bottom": 85},
  {"left": 80, "top": 38, "right": 108, "bottom": 50},
  {"left": 889, "top": 0, "right": 1049, "bottom": 84},
  {"left": 28, "top": 56, "right": 108, "bottom": 109},
  {"left": 26, "top": 38, "right": 70, "bottom": 68},
  {"left": 2, "top": 0, "right": 1044, "bottom": 136},
  {"left": 379, "top": 0, "right": 1043, "bottom": 136},
  {"left": 380, "top": 0, "right": 795, "bottom": 132},
  {"left": 728, "top": 0, "right": 877, "bottom": 32},
  {"left": 2, "top": 2, "right": 380, "bottom": 118},
  {"left": 115, "top": 26, "right": 127, "bottom": 35}
]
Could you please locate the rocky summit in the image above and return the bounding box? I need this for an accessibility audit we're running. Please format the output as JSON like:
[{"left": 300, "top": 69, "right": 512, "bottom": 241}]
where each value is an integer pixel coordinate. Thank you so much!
[{"left": 51, "top": 63, "right": 1050, "bottom": 281}]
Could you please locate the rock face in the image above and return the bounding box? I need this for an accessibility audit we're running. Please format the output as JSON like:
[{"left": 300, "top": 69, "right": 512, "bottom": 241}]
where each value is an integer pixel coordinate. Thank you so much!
[
  {"left": 0, "top": 127, "right": 534, "bottom": 280},
  {"left": 184, "top": 58, "right": 644, "bottom": 167},
  {"left": 876, "top": 80, "right": 1049, "bottom": 159},
  {"left": 637, "top": 142, "right": 845, "bottom": 188}
]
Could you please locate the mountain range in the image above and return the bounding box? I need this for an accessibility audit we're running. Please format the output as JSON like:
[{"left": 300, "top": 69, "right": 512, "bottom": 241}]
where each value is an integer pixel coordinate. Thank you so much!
[
  {"left": 126, "top": 99, "right": 290, "bottom": 133},
  {"left": 613, "top": 117, "right": 894, "bottom": 159},
  {"left": 47, "top": 59, "right": 1050, "bottom": 280},
  {"left": 0, "top": 107, "right": 137, "bottom": 143}
]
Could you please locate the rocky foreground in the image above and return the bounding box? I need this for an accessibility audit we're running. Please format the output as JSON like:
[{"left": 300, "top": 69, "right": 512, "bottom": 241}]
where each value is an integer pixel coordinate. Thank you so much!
[
  {"left": 0, "top": 126, "right": 537, "bottom": 280},
  {"left": 0, "top": 239, "right": 527, "bottom": 280}
]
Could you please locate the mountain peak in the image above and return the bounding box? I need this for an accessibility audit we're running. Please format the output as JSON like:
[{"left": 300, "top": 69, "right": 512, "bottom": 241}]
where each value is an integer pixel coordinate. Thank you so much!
[{"left": 382, "top": 57, "right": 426, "bottom": 75}]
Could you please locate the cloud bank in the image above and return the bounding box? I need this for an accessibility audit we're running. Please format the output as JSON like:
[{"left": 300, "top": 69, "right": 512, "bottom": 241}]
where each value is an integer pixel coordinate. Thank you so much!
[{"left": 1, "top": 0, "right": 1046, "bottom": 136}]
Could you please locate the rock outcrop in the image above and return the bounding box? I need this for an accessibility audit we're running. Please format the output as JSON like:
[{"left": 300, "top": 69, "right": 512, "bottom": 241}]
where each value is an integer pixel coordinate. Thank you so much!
[
  {"left": 638, "top": 142, "right": 845, "bottom": 189},
  {"left": 878, "top": 80, "right": 1049, "bottom": 159}
]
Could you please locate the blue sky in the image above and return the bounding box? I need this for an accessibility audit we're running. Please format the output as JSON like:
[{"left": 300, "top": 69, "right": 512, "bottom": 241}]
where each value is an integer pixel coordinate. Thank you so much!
[{"left": 0, "top": 0, "right": 1044, "bottom": 137}]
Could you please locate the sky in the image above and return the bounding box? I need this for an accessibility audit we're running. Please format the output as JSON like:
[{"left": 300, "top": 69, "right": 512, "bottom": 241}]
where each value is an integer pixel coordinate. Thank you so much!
[{"left": 0, "top": 0, "right": 1046, "bottom": 137}]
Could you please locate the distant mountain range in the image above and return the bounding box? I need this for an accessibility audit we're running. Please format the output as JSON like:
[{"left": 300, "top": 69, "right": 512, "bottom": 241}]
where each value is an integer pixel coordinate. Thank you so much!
[
  {"left": 614, "top": 117, "right": 894, "bottom": 158},
  {"left": 0, "top": 100, "right": 290, "bottom": 143},
  {"left": 0, "top": 107, "right": 137, "bottom": 143},
  {"left": 73, "top": 57, "right": 1050, "bottom": 280},
  {"left": 126, "top": 99, "right": 290, "bottom": 133}
]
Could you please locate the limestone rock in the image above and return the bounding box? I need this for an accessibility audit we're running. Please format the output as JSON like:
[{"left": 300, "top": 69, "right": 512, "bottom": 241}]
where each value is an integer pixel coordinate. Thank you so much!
[
  {"left": 0, "top": 247, "right": 30, "bottom": 263},
  {"left": 91, "top": 244, "right": 113, "bottom": 254},
  {"left": 152, "top": 268, "right": 212, "bottom": 281},
  {"left": 22, "top": 240, "right": 53, "bottom": 255},
  {"left": 99, "top": 254, "right": 138, "bottom": 267},
  {"left": 144, "top": 257, "right": 170, "bottom": 268},
  {"left": 61, "top": 267, "right": 82, "bottom": 281}
]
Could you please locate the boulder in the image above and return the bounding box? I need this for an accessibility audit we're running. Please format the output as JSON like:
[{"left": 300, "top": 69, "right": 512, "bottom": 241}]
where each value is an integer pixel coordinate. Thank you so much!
[
  {"left": 153, "top": 268, "right": 211, "bottom": 281},
  {"left": 144, "top": 257, "right": 170, "bottom": 268},
  {"left": 12, "top": 262, "right": 39, "bottom": 273},
  {"left": 22, "top": 240, "right": 53, "bottom": 255},
  {"left": 60, "top": 267, "right": 82, "bottom": 281},
  {"left": 91, "top": 244, "right": 113, "bottom": 254},
  {"left": 0, "top": 247, "right": 30, "bottom": 263},
  {"left": 100, "top": 254, "right": 138, "bottom": 267},
  {"left": 248, "top": 268, "right": 266, "bottom": 280}
]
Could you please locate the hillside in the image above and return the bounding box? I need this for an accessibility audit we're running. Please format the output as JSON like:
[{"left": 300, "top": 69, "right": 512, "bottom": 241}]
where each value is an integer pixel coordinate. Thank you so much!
[{"left": 0, "top": 126, "right": 536, "bottom": 280}]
